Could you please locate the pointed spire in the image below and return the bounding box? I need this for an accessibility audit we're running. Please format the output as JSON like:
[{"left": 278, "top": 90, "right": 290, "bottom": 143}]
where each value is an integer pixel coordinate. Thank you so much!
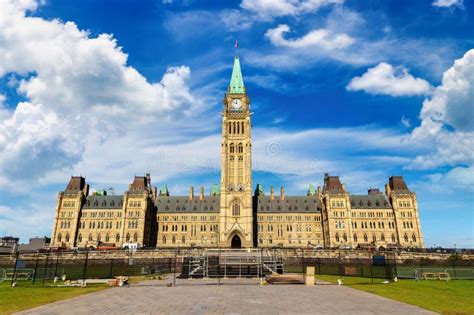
[{"left": 229, "top": 47, "right": 245, "bottom": 94}]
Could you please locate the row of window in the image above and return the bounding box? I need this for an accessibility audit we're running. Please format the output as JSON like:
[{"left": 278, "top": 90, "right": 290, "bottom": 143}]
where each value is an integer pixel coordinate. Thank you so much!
[
  {"left": 83, "top": 211, "right": 123, "bottom": 218},
  {"left": 257, "top": 215, "right": 321, "bottom": 222},
  {"left": 334, "top": 232, "right": 418, "bottom": 243},
  {"left": 352, "top": 221, "right": 394, "bottom": 230},
  {"left": 400, "top": 211, "right": 413, "bottom": 218},
  {"left": 331, "top": 200, "right": 345, "bottom": 208},
  {"left": 398, "top": 201, "right": 412, "bottom": 208},
  {"left": 129, "top": 201, "right": 142, "bottom": 208},
  {"left": 353, "top": 211, "right": 394, "bottom": 218},
  {"left": 403, "top": 221, "right": 414, "bottom": 229},
  {"left": 62, "top": 201, "right": 76, "bottom": 208},
  {"left": 228, "top": 122, "right": 245, "bottom": 135},
  {"left": 160, "top": 215, "right": 218, "bottom": 222},
  {"left": 161, "top": 224, "right": 219, "bottom": 234},
  {"left": 162, "top": 206, "right": 215, "bottom": 212}
]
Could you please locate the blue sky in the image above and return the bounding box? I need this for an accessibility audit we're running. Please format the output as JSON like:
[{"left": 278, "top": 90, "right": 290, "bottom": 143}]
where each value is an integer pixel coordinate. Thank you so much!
[{"left": 0, "top": 0, "right": 472, "bottom": 248}]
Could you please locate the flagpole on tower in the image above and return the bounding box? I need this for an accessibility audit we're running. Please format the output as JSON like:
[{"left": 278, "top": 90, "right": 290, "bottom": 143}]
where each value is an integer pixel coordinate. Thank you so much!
[{"left": 235, "top": 39, "right": 238, "bottom": 57}]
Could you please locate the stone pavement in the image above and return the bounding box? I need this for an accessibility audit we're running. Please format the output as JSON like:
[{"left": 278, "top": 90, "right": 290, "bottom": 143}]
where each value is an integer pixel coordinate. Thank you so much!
[{"left": 18, "top": 277, "right": 434, "bottom": 314}]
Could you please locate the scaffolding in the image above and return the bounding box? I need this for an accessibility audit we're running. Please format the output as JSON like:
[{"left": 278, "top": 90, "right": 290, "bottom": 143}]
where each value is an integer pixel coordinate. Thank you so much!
[{"left": 180, "top": 249, "right": 283, "bottom": 279}]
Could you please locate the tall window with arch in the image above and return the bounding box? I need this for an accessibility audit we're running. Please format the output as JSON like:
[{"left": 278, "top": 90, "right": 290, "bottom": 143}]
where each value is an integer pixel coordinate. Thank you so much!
[
  {"left": 232, "top": 199, "right": 240, "bottom": 216},
  {"left": 229, "top": 143, "right": 235, "bottom": 154},
  {"left": 237, "top": 143, "right": 243, "bottom": 153}
]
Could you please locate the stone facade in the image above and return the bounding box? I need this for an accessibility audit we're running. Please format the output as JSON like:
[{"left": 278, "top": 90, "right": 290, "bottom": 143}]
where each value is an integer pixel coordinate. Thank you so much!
[{"left": 50, "top": 55, "right": 424, "bottom": 250}]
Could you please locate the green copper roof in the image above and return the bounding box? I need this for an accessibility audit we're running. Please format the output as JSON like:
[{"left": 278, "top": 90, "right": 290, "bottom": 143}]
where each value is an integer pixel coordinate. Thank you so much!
[
  {"left": 256, "top": 183, "right": 265, "bottom": 196},
  {"left": 307, "top": 184, "right": 316, "bottom": 196},
  {"left": 159, "top": 185, "right": 169, "bottom": 196},
  {"left": 229, "top": 56, "right": 245, "bottom": 94},
  {"left": 210, "top": 184, "right": 220, "bottom": 196}
]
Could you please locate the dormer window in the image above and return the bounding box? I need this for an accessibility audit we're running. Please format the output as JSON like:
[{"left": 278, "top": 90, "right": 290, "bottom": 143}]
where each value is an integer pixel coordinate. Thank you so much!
[
  {"left": 110, "top": 201, "right": 115, "bottom": 207},
  {"left": 94, "top": 201, "right": 99, "bottom": 207}
]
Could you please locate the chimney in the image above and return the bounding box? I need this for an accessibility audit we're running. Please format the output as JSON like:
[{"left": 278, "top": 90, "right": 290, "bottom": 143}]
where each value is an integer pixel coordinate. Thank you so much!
[
  {"left": 146, "top": 173, "right": 151, "bottom": 189},
  {"left": 280, "top": 186, "right": 285, "bottom": 200},
  {"left": 368, "top": 188, "right": 380, "bottom": 195},
  {"left": 189, "top": 186, "right": 194, "bottom": 200},
  {"left": 270, "top": 186, "right": 275, "bottom": 201},
  {"left": 199, "top": 186, "right": 204, "bottom": 201}
]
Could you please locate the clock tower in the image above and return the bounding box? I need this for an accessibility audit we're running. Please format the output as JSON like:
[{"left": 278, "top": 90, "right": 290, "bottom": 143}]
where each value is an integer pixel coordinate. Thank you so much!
[{"left": 219, "top": 54, "right": 253, "bottom": 248}]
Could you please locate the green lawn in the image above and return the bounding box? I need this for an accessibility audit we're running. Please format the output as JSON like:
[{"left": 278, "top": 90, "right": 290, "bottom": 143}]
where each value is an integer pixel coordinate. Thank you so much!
[
  {"left": 315, "top": 275, "right": 474, "bottom": 314},
  {"left": 0, "top": 281, "right": 108, "bottom": 314}
]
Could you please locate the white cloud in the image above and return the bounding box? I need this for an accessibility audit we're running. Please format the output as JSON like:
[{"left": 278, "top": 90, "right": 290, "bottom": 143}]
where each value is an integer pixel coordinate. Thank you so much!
[
  {"left": 265, "top": 24, "right": 354, "bottom": 50},
  {"left": 419, "top": 49, "right": 474, "bottom": 132},
  {"left": 240, "top": 0, "right": 343, "bottom": 19},
  {"left": 401, "top": 116, "right": 411, "bottom": 128},
  {"left": 347, "top": 63, "right": 432, "bottom": 96},
  {"left": 408, "top": 49, "right": 474, "bottom": 179},
  {"left": 432, "top": 0, "right": 463, "bottom": 8},
  {"left": 0, "top": 0, "right": 203, "bottom": 189}
]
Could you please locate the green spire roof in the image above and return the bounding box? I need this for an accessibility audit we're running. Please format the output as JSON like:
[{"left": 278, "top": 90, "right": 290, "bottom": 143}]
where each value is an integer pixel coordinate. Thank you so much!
[
  {"left": 307, "top": 184, "right": 316, "bottom": 196},
  {"left": 210, "top": 184, "right": 220, "bottom": 196},
  {"left": 159, "top": 185, "right": 169, "bottom": 196},
  {"left": 229, "top": 56, "right": 245, "bottom": 94}
]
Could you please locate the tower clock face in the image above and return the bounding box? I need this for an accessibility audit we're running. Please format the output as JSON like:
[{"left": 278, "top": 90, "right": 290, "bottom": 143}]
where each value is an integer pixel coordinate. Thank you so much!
[{"left": 231, "top": 99, "right": 242, "bottom": 110}]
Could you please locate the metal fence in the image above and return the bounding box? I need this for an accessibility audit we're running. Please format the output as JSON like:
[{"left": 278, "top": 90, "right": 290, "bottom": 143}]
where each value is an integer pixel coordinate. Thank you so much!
[{"left": 1, "top": 249, "right": 473, "bottom": 287}]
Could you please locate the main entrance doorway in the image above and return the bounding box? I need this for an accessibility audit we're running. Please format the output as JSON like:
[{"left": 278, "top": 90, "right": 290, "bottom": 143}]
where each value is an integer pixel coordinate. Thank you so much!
[{"left": 231, "top": 235, "right": 241, "bottom": 248}]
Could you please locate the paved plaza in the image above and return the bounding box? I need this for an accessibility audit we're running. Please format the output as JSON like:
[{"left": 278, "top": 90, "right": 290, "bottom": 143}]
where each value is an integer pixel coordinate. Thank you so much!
[{"left": 19, "top": 278, "right": 434, "bottom": 314}]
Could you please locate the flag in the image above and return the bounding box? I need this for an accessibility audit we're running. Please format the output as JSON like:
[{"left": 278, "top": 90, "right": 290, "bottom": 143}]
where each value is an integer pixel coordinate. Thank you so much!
[{"left": 235, "top": 40, "right": 238, "bottom": 49}]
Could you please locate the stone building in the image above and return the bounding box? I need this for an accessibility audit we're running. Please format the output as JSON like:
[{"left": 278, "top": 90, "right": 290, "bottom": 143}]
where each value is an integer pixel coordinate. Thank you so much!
[{"left": 50, "top": 54, "right": 424, "bottom": 250}]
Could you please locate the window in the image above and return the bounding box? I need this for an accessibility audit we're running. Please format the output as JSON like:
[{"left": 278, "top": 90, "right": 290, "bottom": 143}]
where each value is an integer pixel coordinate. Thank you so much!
[
  {"left": 343, "top": 233, "right": 347, "bottom": 242},
  {"left": 163, "top": 235, "right": 166, "bottom": 244},
  {"left": 105, "top": 234, "right": 110, "bottom": 242},
  {"left": 88, "top": 234, "right": 93, "bottom": 241},
  {"left": 126, "top": 233, "right": 130, "bottom": 242},
  {"left": 116, "top": 234, "right": 120, "bottom": 242},
  {"left": 241, "top": 122, "right": 244, "bottom": 134},
  {"left": 97, "top": 234, "right": 101, "bottom": 242},
  {"left": 381, "top": 234, "right": 385, "bottom": 241},
  {"left": 364, "top": 234, "right": 368, "bottom": 242},
  {"left": 57, "top": 233, "right": 62, "bottom": 242},
  {"left": 238, "top": 143, "right": 243, "bottom": 153},
  {"left": 335, "top": 233, "right": 340, "bottom": 242},
  {"left": 133, "top": 233, "right": 138, "bottom": 242},
  {"left": 353, "top": 234, "right": 358, "bottom": 242},
  {"left": 78, "top": 234, "right": 82, "bottom": 242},
  {"left": 65, "top": 234, "right": 70, "bottom": 242},
  {"left": 230, "top": 143, "right": 235, "bottom": 153},
  {"left": 232, "top": 200, "right": 240, "bottom": 216},
  {"left": 172, "top": 235, "right": 176, "bottom": 244},
  {"left": 412, "top": 234, "right": 417, "bottom": 242},
  {"left": 182, "top": 235, "right": 186, "bottom": 243},
  {"left": 372, "top": 234, "right": 376, "bottom": 243},
  {"left": 391, "top": 234, "right": 396, "bottom": 243},
  {"left": 404, "top": 234, "right": 408, "bottom": 242}
]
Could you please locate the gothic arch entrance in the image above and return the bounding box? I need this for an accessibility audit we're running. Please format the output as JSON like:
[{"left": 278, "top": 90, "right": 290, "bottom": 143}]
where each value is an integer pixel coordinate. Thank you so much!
[{"left": 231, "top": 234, "right": 241, "bottom": 248}]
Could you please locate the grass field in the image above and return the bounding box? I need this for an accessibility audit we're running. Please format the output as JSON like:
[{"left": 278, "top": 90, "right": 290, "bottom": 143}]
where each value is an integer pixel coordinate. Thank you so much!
[
  {"left": 0, "top": 281, "right": 108, "bottom": 314},
  {"left": 315, "top": 275, "right": 474, "bottom": 314}
]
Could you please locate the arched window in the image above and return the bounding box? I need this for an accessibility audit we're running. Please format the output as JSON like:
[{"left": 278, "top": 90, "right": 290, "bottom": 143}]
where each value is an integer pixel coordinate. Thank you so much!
[
  {"left": 105, "top": 234, "right": 110, "bottom": 242},
  {"left": 65, "top": 233, "right": 70, "bottom": 242},
  {"left": 94, "top": 201, "right": 99, "bottom": 207},
  {"left": 343, "top": 233, "right": 347, "bottom": 242},
  {"left": 236, "top": 122, "right": 240, "bottom": 133},
  {"left": 412, "top": 234, "right": 417, "bottom": 242},
  {"left": 335, "top": 233, "right": 340, "bottom": 242},
  {"left": 230, "top": 143, "right": 235, "bottom": 153},
  {"left": 391, "top": 234, "right": 396, "bottom": 243},
  {"left": 381, "top": 234, "right": 385, "bottom": 241},
  {"left": 116, "top": 234, "right": 120, "bottom": 242},
  {"left": 182, "top": 235, "right": 185, "bottom": 243},
  {"left": 353, "top": 234, "right": 358, "bottom": 242},
  {"left": 102, "top": 201, "right": 107, "bottom": 207},
  {"left": 228, "top": 122, "right": 232, "bottom": 134},
  {"left": 364, "top": 234, "right": 368, "bottom": 242},
  {"left": 163, "top": 235, "right": 166, "bottom": 244},
  {"left": 126, "top": 233, "right": 130, "bottom": 242},
  {"left": 172, "top": 235, "right": 176, "bottom": 244},
  {"left": 404, "top": 234, "right": 408, "bottom": 242},
  {"left": 88, "top": 234, "right": 93, "bottom": 241},
  {"left": 372, "top": 234, "right": 376, "bottom": 243},
  {"left": 78, "top": 234, "right": 82, "bottom": 242},
  {"left": 241, "top": 122, "right": 244, "bottom": 134},
  {"left": 233, "top": 122, "right": 236, "bottom": 134},
  {"left": 57, "top": 233, "right": 62, "bottom": 242},
  {"left": 133, "top": 233, "right": 138, "bottom": 242},
  {"left": 110, "top": 201, "right": 115, "bottom": 207},
  {"left": 238, "top": 143, "right": 243, "bottom": 153},
  {"left": 232, "top": 200, "right": 240, "bottom": 216},
  {"left": 97, "top": 234, "right": 101, "bottom": 242}
]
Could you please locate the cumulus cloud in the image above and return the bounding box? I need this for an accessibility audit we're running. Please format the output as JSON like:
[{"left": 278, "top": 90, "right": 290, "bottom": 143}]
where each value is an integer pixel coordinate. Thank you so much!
[
  {"left": 408, "top": 49, "right": 474, "bottom": 175},
  {"left": 240, "top": 0, "right": 343, "bottom": 19},
  {"left": 265, "top": 24, "right": 354, "bottom": 50},
  {"left": 432, "top": 0, "right": 463, "bottom": 8},
  {"left": 419, "top": 49, "right": 474, "bottom": 132},
  {"left": 347, "top": 63, "right": 432, "bottom": 96},
  {"left": 0, "top": 0, "right": 199, "bottom": 189}
]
